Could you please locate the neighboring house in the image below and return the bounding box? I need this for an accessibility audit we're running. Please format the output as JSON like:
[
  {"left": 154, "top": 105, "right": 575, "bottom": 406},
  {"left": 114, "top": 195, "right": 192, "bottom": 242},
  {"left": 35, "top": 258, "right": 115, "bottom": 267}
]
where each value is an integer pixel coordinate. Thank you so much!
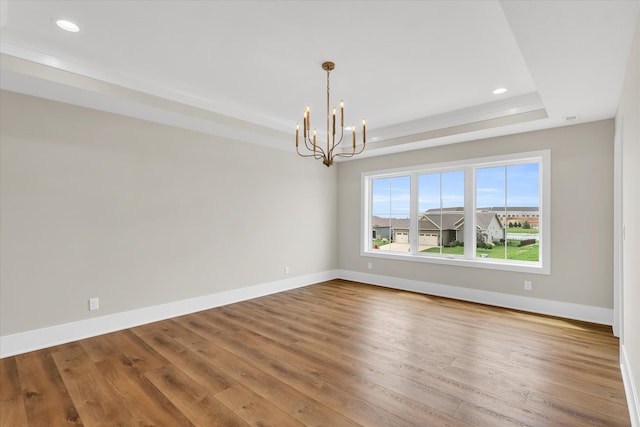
[
  {"left": 471, "top": 212, "right": 506, "bottom": 243},
  {"left": 478, "top": 207, "right": 540, "bottom": 228},
  {"left": 421, "top": 209, "right": 505, "bottom": 244},
  {"left": 372, "top": 211, "right": 504, "bottom": 246},
  {"left": 371, "top": 217, "right": 409, "bottom": 241},
  {"left": 418, "top": 213, "right": 464, "bottom": 246}
]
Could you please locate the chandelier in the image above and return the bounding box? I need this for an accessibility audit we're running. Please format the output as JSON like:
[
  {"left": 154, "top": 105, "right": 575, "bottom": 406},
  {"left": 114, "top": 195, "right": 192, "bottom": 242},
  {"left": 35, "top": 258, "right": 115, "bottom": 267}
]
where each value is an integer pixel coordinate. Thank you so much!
[{"left": 296, "top": 61, "right": 366, "bottom": 167}]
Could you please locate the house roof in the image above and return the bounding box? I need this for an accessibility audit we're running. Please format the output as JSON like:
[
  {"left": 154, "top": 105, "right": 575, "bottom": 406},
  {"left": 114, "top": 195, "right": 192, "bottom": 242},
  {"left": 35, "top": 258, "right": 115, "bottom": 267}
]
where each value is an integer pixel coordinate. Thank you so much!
[
  {"left": 420, "top": 212, "right": 464, "bottom": 230},
  {"left": 426, "top": 206, "right": 539, "bottom": 214},
  {"left": 374, "top": 211, "right": 500, "bottom": 232},
  {"left": 475, "top": 212, "right": 501, "bottom": 230},
  {"left": 478, "top": 206, "right": 539, "bottom": 212},
  {"left": 424, "top": 207, "right": 465, "bottom": 214},
  {"left": 371, "top": 216, "right": 409, "bottom": 229}
]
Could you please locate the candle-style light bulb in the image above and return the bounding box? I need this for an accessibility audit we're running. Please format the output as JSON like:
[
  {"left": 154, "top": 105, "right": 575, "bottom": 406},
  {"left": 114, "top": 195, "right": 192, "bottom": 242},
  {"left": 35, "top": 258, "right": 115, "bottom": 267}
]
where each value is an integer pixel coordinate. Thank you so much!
[
  {"left": 313, "top": 128, "right": 317, "bottom": 153},
  {"left": 352, "top": 125, "right": 356, "bottom": 149},
  {"left": 340, "top": 100, "right": 344, "bottom": 126},
  {"left": 362, "top": 118, "right": 366, "bottom": 142},
  {"left": 296, "top": 123, "right": 299, "bottom": 147},
  {"left": 306, "top": 106, "right": 310, "bottom": 130},
  {"left": 332, "top": 107, "right": 336, "bottom": 136}
]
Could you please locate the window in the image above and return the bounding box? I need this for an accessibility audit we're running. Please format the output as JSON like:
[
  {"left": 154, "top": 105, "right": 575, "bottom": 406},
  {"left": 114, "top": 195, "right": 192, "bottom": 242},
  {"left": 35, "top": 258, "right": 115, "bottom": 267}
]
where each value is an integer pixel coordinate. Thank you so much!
[
  {"left": 476, "top": 163, "right": 540, "bottom": 262},
  {"left": 362, "top": 150, "right": 550, "bottom": 274},
  {"left": 418, "top": 171, "right": 464, "bottom": 255},
  {"left": 370, "top": 176, "right": 410, "bottom": 252}
]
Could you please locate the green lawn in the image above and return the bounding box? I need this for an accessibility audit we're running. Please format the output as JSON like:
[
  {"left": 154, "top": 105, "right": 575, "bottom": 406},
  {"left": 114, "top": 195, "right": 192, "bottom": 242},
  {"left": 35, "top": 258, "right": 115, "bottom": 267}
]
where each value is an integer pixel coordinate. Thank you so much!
[
  {"left": 421, "top": 243, "right": 539, "bottom": 262},
  {"left": 507, "top": 227, "right": 539, "bottom": 234}
]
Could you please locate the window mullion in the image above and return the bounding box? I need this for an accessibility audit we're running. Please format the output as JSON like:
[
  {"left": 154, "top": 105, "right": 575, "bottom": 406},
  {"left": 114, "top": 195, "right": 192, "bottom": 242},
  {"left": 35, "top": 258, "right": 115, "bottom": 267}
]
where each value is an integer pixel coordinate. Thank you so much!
[
  {"left": 364, "top": 176, "right": 370, "bottom": 251},
  {"left": 463, "top": 166, "right": 475, "bottom": 258},
  {"left": 439, "top": 173, "right": 443, "bottom": 253},
  {"left": 409, "top": 173, "right": 418, "bottom": 254},
  {"left": 504, "top": 166, "right": 508, "bottom": 259}
]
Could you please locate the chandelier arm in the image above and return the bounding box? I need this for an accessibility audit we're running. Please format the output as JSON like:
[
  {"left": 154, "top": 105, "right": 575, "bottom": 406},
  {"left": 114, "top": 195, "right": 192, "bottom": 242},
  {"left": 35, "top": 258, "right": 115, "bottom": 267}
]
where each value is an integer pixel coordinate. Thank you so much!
[
  {"left": 296, "top": 141, "right": 327, "bottom": 160},
  {"left": 301, "top": 134, "right": 323, "bottom": 154},
  {"left": 295, "top": 143, "right": 312, "bottom": 157},
  {"left": 301, "top": 136, "right": 315, "bottom": 152},
  {"left": 328, "top": 116, "right": 347, "bottom": 158},
  {"left": 296, "top": 147, "right": 325, "bottom": 159},
  {"left": 334, "top": 143, "right": 366, "bottom": 158},
  {"left": 334, "top": 151, "right": 355, "bottom": 158},
  {"left": 327, "top": 134, "right": 345, "bottom": 157},
  {"left": 298, "top": 153, "right": 326, "bottom": 161},
  {"left": 300, "top": 137, "right": 327, "bottom": 158}
]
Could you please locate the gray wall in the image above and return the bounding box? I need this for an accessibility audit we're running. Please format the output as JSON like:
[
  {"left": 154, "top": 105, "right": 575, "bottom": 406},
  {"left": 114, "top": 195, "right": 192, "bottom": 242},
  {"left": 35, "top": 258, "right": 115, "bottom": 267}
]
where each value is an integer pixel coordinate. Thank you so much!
[
  {"left": 337, "top": 120, "right": 614, "bottom": 309},
  {"left": 0, "top": 91, "right": 337, "bottom": 336}
]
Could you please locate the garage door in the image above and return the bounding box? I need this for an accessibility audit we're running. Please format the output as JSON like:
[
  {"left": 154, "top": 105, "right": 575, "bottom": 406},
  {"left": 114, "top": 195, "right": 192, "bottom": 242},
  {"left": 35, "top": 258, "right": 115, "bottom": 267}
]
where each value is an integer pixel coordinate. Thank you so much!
[
  {"left": 419, "top": 233, "right": 438, "bottom": 246},
  {"left": 395, "top": 232, "right": 409, "bottom": 243}
]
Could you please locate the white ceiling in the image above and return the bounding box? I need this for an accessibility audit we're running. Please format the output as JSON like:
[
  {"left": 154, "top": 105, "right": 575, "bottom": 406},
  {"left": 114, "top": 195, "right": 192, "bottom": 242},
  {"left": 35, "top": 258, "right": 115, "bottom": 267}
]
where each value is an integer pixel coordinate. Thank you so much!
[{"left": 1, "top": 1, "right": 638, "bottom": 159}]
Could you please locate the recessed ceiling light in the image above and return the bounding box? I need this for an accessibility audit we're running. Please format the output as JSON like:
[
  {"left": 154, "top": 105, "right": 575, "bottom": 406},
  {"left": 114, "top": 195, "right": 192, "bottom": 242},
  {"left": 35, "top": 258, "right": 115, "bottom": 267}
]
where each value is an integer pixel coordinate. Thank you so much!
[
  {"left": 55, "top": 19, "right": 80, "bottom": 33},
  {"left": 492, "top": 88, "right": 508, "bottom": 95}
]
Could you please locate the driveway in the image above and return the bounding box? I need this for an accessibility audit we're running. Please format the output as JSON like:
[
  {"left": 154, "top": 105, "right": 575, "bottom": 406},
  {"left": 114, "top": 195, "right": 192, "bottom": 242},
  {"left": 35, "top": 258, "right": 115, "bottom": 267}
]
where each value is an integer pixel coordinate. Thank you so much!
[{"left": 376, "top": 243, "right": 435, "bottom": 252}]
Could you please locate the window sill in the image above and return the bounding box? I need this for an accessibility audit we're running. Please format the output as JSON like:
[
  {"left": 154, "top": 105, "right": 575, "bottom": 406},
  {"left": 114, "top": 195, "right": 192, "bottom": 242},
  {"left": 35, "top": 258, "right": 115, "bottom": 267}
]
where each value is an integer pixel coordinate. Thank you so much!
[{"left": 362, "top": 249, "right": 550, "bottom": 275}]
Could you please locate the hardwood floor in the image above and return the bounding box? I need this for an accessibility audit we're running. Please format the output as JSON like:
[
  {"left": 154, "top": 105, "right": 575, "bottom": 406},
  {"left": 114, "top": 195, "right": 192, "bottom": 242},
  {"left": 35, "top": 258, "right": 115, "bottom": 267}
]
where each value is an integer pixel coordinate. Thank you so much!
[{"left": 0, "top": 279, "right": 630, "bottom": 426}]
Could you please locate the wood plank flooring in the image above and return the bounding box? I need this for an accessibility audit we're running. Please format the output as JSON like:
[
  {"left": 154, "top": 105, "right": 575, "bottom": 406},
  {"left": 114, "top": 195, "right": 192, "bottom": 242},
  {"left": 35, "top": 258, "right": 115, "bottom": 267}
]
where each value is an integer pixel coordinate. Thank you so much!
[{"left": 0, "top": 280, "right": 630, "bottom": 426}]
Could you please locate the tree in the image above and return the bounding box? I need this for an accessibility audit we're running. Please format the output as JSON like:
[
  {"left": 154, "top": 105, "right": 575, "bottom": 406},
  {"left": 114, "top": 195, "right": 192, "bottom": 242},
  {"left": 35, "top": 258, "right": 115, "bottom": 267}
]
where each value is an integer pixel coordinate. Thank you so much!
[
  {"left": 523, "top": 220, "right": 531, "bottom": 229},
  {"left": 476, "top": 229, "right": 489, "bottom": 248},
  {"left": 508, "top": 221, "right": 513, "bottom": 228}
]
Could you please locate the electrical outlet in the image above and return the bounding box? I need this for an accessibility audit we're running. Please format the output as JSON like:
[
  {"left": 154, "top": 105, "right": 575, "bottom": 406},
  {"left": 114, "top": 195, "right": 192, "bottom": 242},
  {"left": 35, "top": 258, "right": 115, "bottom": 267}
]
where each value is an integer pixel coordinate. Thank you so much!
[
  {"left": 89, "top": 297, "right": 100, "bottom": 311},
  {"left": 284, "top": 266, "right": 290, "bottom": 275},
  {"left": 367, "top": 262, "right": 373, "bottom": 270},
  {"left": 524, "top": 280, "right": 532, "bottom": 291}
]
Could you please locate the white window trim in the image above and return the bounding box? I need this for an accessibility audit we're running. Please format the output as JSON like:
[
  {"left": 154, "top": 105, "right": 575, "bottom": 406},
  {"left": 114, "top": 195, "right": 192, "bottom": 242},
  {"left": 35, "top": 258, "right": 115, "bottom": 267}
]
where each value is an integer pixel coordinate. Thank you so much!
[{"left": 361, "top": 150, "right": 551, "bottom": 275}]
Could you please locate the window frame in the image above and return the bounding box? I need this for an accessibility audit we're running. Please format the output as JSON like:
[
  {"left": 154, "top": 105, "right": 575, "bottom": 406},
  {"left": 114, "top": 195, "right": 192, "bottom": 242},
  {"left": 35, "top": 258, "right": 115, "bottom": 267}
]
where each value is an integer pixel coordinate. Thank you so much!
[{"left": 361, "top": 150, "right": 550, "bottom": 275}]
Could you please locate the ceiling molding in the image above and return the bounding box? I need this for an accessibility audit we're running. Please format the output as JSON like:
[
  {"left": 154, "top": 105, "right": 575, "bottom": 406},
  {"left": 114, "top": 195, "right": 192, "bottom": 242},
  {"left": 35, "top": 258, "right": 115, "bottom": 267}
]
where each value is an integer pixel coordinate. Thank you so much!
[
  {"left": 368, "top": 92, "right": 545, "bottom": 142},
  {"left": 367, "top": 108, "right": 548, "bottom": 152},
  {"left": 0, "top": 53, "right": 292, "bottom": 149},
  {"left": 1, "top": 1, "right": 638, "bottom": 160}
]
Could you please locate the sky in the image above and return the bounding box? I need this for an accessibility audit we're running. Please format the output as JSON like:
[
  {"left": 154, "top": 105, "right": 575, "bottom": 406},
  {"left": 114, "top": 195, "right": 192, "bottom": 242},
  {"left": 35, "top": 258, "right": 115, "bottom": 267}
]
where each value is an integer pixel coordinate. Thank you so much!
[{"left": 372, "top": 163, "right": 539, "bottom": 218}]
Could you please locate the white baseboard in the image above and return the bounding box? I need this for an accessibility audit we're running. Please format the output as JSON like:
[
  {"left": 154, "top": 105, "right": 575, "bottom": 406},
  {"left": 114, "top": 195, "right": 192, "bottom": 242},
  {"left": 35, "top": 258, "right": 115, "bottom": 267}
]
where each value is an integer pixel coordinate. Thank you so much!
[
  {"left": 1, "top": 269, "right": 615, "bottom": 358},
  {"left": 622, "top": 344, "right": 640, "bottom": 427},
  {"left": 337, "top": 270, "right": 614, "bottom": 325},
  {"left": 0, "top": 270, "right": 339, "bottom": 358}
]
